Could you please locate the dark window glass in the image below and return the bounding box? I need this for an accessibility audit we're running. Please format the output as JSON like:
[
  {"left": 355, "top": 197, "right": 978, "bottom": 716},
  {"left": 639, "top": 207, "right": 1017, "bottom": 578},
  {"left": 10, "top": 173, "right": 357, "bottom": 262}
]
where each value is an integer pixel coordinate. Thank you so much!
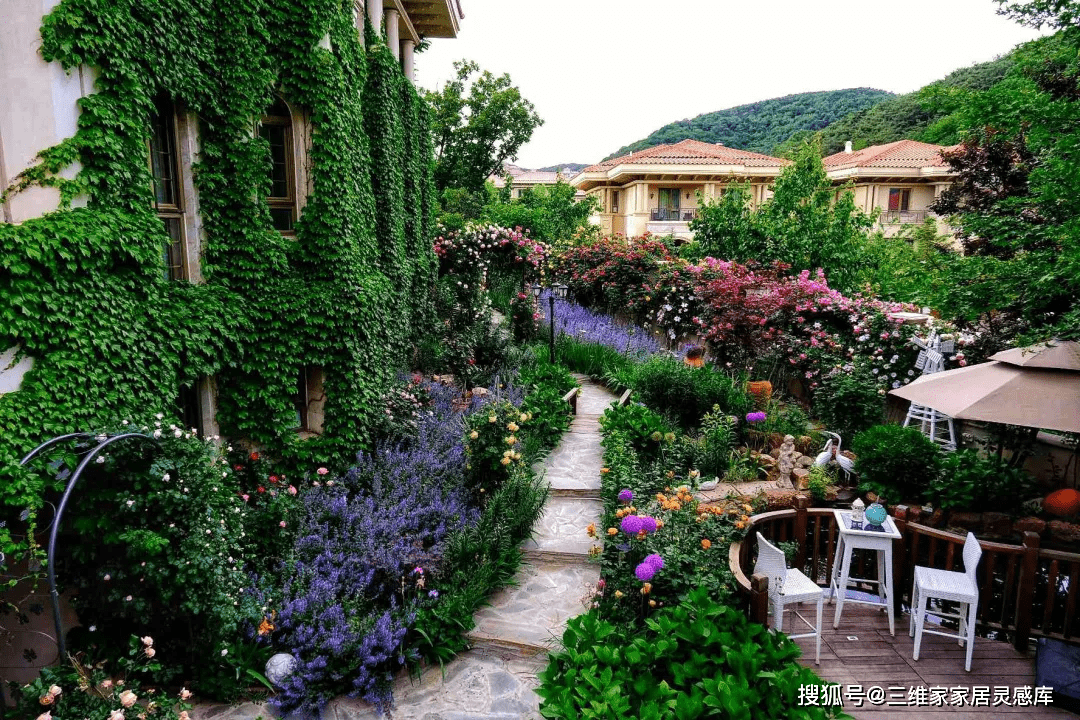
[
  {"left": 177, "top": 382, "right": 203, "bottom": 436},
  {"left": 149, "top": 97, "right": 186, "bottom": 281},
  {"left": 262, "top": 98, "right": 297, "bottom": 233},
  {"left": 162, "top": 217, "right": 185, "bottom": 281}
]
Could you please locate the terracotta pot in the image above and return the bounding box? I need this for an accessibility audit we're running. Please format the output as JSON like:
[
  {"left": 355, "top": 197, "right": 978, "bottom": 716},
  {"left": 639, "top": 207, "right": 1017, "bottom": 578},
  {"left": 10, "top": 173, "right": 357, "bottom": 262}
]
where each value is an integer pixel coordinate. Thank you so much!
[
  {"left": 747, "top": 380, "right": 772, "bottom": 409},
  {"left": 1045, "top": 488, "right": 1080, "bottom": 518}
]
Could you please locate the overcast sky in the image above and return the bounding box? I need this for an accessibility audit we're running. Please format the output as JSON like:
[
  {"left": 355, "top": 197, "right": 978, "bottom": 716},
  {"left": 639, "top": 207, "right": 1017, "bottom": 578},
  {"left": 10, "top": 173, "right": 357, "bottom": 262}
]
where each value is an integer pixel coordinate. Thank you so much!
[{"left": 415, "top": 0, "right": 1046, "bottom": 168}]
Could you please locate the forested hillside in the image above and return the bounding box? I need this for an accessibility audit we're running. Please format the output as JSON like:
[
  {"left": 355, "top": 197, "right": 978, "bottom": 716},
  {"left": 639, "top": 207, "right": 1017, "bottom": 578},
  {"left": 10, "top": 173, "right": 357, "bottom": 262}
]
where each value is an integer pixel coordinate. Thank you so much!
[
  {"left": 603, "top": 88, "right": 893, "bottom": 159},
  {"left": 778, "top": 54, "right": 1016, "bottom": 156}
]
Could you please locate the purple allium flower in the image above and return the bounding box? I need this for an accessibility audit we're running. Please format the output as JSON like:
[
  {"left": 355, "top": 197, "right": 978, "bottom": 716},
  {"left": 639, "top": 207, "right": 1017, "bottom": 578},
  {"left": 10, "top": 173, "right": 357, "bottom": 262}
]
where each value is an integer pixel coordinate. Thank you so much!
[
  {"left": 428, "top": 589, "right": 439, "bottom": 598},
  {"left": 643, "top": 553, "right": 664, "bottom": 571},
  {"left": 620, "top": 515, "right": 643, "bottom": 534},
  {"left": 746, "top": 411, "right": 768, "bottom": 424},
  {"left": 638, "top": 516, "right": 658, "bottom": 534},
  {"left": 618, "top": 489, "right": 633, "bottom": 503},
  {"left": 635, "top": 561, "right": 658, "bottom": 582}
]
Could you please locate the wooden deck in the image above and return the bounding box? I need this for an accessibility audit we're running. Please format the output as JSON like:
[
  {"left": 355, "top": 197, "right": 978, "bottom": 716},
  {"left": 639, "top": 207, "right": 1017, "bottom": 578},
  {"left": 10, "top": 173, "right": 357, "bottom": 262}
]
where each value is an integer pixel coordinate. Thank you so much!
[{"left": 790, "top": 603, "right": 1076, "bottom": 718}]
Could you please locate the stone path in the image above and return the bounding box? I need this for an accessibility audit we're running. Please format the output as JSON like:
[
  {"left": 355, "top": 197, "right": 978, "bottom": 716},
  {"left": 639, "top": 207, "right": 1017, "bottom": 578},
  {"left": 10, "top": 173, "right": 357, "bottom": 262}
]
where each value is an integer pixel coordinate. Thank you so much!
[{"left": 193, "top": 375, "right": 615, "bottom": 720}]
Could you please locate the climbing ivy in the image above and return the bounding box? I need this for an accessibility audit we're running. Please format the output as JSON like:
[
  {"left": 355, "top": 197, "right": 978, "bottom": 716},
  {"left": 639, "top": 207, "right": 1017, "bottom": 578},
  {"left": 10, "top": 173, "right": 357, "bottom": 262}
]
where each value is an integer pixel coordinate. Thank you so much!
[{"left": 0, "top": 0, "right": 437, "bottom": 556}]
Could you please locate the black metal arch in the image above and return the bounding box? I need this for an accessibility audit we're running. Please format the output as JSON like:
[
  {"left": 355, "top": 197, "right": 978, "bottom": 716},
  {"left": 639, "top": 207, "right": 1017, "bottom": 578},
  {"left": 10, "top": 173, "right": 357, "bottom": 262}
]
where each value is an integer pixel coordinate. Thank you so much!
[{"left": 18, "top": 432, "right": 161, "bottom": 658}]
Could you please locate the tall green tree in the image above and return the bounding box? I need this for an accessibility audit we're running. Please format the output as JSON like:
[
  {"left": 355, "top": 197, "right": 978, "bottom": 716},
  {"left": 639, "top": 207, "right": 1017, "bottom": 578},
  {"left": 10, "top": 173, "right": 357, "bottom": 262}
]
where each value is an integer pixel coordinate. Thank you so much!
[
  {"left": 929, "top": 21, "right": 1080, "bottom": 341},
  {"left": 689, "top": 140, "right": 874, "bottom": 292},
  {"left": 425, "top": 60, "right": 543, "bottom": 196},
  {"left": 482, "top": 180, "right": 598, "bottom": 247}
]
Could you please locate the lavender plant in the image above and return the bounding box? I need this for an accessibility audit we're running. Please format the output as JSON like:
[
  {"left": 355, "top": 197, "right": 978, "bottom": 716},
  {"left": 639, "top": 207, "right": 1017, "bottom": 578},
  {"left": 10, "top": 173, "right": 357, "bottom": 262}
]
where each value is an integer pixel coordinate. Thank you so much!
[{"left": 539, "top": 291, "right": 663, "bottom": 357}]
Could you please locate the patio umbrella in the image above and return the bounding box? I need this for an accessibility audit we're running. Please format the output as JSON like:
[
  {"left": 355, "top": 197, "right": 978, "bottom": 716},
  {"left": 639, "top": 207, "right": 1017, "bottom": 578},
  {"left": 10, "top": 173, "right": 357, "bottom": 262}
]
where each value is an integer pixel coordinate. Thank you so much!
[
  {"left": 889, "top": 356, "right": 1080, "bottom": 434},
  {"left": 989, "top": 340, "right": 1080, "bottom": 371}
]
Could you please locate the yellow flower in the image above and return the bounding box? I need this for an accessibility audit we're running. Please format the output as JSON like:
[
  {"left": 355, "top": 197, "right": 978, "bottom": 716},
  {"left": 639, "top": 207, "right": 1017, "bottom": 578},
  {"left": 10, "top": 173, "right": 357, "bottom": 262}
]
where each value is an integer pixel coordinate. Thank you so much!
[
  {"left": 656, "top": 519, "right": 664, "bottom": 529},
  {"left": 640, "top": 582, "right": 652, "bottom": 595},
  {"left": 701, "top": 539, "right": 712, "bottom": 550},
  {"left": 607, "top": 527, "right": 618, "bottom": 535},
  {"left": 735, "top": 521, "right": 745, "bottom": 530},
  {"left": 507, "top": 422, "right": 519, "bottom": 432},
  {"left": 506, "top": 436, "right": 517, "bottom": 445},
  {"left": 600, "top": 467, "right": 610, "bottom": 474},
  {"left": 614, "top": 590, "right": 624, "bottom": 599},
  {"left": 649, "top": 599, "right": 657, "bottom": 607},
  {"left": 469, "top": 430, "right": 479, "bottom": 440},
  {"left": 520, "top": 413, "right": 528, "bottom": 422},
  {"left": 665, "top": 471, "right": 675, "bottom": 479},
  {"left": 500, "top": 457, "right": 511, "bottom": 466},
  {"left": 743, "top": 503, "right": 754, "bottom": 513},
  {"left": 586, "top": 523, "right": 596, "bottom": 538},
  {"left": 488, "top": 416, "right": 496, "bottom": 423},
  {"left": 503, "top": 450, "right": 513, "bottom": 457}
]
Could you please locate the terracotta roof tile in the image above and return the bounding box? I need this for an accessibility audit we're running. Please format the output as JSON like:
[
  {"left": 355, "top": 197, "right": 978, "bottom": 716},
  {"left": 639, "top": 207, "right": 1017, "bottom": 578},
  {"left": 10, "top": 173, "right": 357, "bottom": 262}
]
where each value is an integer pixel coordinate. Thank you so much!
[
  {"left": 823, "top": 139, "right": 957, "bottom": 170},
  {"left": 582, "top": 139, "right": 786, "bottom": 172}
]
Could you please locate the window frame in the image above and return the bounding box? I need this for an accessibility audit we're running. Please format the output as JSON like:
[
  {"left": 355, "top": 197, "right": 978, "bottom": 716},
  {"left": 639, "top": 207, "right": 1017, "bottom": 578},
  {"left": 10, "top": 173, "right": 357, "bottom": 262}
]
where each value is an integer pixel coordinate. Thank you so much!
[
  {"left": 888, "top": 187, "right": 911, "bottom": 213},
  {"left": 611, "top": 190, "right": 619, "bottom": 213},
  {"left": 148, "top": 97, "right": 187, "bottom": 282},
  {"left": 261, "top": 99, "right": 299, "bottom": 235}
]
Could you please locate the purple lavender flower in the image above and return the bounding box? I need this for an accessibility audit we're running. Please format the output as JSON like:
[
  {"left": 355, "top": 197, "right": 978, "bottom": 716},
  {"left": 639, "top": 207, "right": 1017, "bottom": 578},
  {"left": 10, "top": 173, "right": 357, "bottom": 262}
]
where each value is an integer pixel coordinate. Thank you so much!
[
  {"left": 617, "top": 489, "right": 633, "bottom": 503},
  {"left": 635, "top": 561, "right": 658, "bottom": 582},
  {"left": 538, "top": 291, "right": 663, "bottom": 357},
  {"left": 638, "top": 516, "right": 658, "bottom": 534},
  {"left": 620, "top": 515, "right": 643, "bottom": 534},
  {"left": 643, "top": 553, "right": 664, "bottom": 571},
  {"left": 746, "top": 411, "right": 767, "bottom": 424}
]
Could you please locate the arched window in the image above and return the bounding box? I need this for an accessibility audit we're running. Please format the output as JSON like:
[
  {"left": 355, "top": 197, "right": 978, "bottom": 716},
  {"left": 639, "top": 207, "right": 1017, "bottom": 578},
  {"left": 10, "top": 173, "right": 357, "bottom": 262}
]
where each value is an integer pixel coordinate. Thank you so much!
[{"left": 261, "top": 98, "right": 297, "bottom": 233}]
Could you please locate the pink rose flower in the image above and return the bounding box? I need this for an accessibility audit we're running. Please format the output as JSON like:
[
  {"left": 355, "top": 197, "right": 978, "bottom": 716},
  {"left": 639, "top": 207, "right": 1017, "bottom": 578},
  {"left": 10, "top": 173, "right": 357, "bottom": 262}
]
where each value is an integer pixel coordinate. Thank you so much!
[{"left": 119, "top": 690, "right": 138, "bottom": 707}]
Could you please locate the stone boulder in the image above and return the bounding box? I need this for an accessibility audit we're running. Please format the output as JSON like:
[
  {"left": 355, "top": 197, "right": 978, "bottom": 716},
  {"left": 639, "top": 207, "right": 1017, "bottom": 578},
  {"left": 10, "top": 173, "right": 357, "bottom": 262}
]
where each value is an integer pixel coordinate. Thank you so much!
[
  {"left": 1049, "top": 520, "right": 1080, "bottom": 545},
  {"left": 1014, "top": 516, "right": 1047, "bottom": 537},
  {"left": 948, "top": 512, "right": 982, "bottom": 533}
]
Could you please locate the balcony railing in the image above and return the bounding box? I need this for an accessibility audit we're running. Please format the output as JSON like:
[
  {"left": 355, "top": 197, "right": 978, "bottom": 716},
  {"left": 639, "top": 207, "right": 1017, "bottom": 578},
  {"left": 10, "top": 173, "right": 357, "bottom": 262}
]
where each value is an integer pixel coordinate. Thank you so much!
[
  {"left": 650, "top": 207, "right": 697, "bottom": 222},
  {"left": 879, "top": 210, "right": 926, "bottom": 224}
]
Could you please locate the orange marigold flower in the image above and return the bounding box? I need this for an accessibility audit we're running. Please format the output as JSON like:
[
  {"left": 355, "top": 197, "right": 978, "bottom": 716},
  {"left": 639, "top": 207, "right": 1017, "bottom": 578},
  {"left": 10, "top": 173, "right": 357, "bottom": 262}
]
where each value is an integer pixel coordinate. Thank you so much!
[
  {"left": 586, "top": 523, "right": 596, "bottom": 538},
  {"left": 735, "top": 521, "right": 746, "bottom": 530},
  {"left": 656, "top": 493, "right": 666, "bottom": 502},
  {"left": 258, "top": 616, "right": 275, "bottom": 636},
  {"left": 656, "top": 520, "right": 664, "bottom": 529},
  {"left": 743, "top": 503, "right": 754, "bottom": 513},
  {"left": 640, "top": 582, "right": 652, "bottom": 594},
  {"left": 614, "top": 590, "right": 624, "bottom": 599},
  {"left": 607, "top": 528, "right": 618, "bottom": 535},
  {"left": 649, "top": 599, "right": 657, "bottom": 607},
  {"left": 701, "top": 539, "right": 712, "bottom": 550},
  {"left": 600, "top": 467, "right": 610, "bottom": 474}
]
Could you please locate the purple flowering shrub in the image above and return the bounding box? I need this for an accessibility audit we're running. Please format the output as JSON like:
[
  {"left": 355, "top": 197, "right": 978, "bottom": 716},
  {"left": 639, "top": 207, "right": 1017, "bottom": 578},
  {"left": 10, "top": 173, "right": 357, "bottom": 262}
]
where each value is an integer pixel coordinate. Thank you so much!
[{"left": 539, "top": 291, "right": 663, "bottom": 358}]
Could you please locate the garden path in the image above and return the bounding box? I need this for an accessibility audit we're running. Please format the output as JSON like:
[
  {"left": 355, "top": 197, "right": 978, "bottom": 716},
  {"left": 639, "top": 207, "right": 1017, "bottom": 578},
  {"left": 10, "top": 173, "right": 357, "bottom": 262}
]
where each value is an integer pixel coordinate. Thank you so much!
[{"left": 192, "top": 375, "right": 615, "bottom": 720}]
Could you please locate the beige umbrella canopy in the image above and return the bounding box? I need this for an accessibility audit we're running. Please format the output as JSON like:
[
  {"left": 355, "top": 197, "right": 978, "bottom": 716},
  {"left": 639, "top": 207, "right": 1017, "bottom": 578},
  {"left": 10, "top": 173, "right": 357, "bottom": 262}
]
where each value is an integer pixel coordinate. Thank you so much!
[
  {"left": 989, "top": 340, "right": 1080, "bottom": 371},
  {"left": 889, "top": 342, "right": 1080, "bottom": 434}
]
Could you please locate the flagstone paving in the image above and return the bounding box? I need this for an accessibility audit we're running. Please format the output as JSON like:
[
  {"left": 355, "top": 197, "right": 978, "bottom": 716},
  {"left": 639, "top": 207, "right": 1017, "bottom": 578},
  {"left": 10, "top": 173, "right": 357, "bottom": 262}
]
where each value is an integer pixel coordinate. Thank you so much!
[{"left": 193, "top": 376, "right": 615, "bottom": 720}]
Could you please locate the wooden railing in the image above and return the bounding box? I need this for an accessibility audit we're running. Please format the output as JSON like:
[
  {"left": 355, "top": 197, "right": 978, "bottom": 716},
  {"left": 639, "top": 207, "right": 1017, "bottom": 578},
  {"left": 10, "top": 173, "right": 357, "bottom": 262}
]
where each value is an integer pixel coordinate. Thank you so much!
[{"left": 729, "top": 496, "right": 1080, "bottom": 652}]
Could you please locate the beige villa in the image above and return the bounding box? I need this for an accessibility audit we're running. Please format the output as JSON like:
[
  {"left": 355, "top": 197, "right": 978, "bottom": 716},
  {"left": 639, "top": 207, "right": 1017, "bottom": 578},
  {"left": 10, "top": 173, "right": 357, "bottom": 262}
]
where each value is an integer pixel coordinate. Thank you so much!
[
  {"left": 822, "top": 139, "right": 957, "bottom": 237},
  {"left": 571, "top": 139, "right": 788, "bottom": 239},
  {"left": 490, "top": 164, "right": 586, "bottom": 200}
]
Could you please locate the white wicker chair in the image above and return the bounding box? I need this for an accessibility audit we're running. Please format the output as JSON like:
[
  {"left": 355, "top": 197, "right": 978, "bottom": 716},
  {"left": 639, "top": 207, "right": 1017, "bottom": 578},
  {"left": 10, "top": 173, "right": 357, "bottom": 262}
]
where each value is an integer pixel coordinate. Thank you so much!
[
  {"left": 910, "top": 532, "right": 982, "bottom": 671},
  {"left": 754, "top": 535, "right": 823, "bottom": 664}
]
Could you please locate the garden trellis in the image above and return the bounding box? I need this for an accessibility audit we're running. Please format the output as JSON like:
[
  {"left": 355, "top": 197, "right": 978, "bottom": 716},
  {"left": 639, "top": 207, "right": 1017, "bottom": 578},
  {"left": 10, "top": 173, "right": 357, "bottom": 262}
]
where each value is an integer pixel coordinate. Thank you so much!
[{"left": 902, "top": 329, "right": 957, "bottom": 450}]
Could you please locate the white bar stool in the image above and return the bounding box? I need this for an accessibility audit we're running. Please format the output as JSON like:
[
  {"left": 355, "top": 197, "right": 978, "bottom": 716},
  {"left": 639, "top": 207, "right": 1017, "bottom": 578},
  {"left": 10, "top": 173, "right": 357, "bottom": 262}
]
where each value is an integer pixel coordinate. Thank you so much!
[{"left": 910, "top": 531, "right": 982, "bottom": 671}]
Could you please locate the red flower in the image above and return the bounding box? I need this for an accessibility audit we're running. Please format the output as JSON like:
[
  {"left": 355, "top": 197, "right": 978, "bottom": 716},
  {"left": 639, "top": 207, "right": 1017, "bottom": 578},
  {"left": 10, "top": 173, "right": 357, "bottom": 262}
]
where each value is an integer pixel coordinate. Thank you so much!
[
  {"left": 269, "top": 475, "right": 279, "bottom": 484},
  {"left": 249, "top": 452, "right": 260, "bottom": 461},
  {"left": 257, "top": 486, "right": 266, "bottom": 493},
  {"left": 234, "top": 465, "right": 244, "bottom": 472}
]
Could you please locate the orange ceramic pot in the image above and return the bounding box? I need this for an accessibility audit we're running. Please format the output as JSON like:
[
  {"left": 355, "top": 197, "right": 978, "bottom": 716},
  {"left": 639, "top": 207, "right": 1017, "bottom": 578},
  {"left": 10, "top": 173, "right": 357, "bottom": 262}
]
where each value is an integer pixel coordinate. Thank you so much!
[
  {"left": 747, "top": 380, "right": 773, "bottom": 408},
  {"left": 1045, "top": 488, "right": 1080, "bottom": 517}
]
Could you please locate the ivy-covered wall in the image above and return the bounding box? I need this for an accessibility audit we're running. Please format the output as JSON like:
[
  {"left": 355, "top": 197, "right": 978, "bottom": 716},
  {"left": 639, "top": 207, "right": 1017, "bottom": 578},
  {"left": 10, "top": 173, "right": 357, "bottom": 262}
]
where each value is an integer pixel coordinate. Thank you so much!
[{"left": 0, "top": 0, "right": 437, "bottom": 498}]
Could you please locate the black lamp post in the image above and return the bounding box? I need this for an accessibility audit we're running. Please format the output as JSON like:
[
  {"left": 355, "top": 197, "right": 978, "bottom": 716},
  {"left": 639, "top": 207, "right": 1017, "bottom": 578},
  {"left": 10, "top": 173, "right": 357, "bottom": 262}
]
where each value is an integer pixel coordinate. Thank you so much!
[{"left": 549, "top": 283, "right": 568, "bottom": 364}]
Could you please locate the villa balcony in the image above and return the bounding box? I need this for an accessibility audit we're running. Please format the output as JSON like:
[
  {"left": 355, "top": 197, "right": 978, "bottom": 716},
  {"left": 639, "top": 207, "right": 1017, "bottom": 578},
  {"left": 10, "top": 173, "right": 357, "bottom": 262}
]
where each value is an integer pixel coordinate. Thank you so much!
[
  {"left": 879, "top": 210, "right": 926, "bottom": 225},
  {"left": 650, "top": 208, "right": 698, "bottom": 222}
]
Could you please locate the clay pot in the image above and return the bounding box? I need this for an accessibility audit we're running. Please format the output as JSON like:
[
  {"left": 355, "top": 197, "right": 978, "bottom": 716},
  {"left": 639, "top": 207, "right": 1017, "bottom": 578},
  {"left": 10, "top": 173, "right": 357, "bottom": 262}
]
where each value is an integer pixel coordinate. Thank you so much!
[
  {"left": 1045, "top": 488, "right": 1080, "bottom": 518},
  {"left": 747, "top": 380, "right": 772, "bottom": 409}
]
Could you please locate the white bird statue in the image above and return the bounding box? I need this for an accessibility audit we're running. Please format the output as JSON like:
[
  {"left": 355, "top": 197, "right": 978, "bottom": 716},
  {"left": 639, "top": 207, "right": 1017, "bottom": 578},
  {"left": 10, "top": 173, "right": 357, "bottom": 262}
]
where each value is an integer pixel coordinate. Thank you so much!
[{"left": 814, "top": 431, "right": 856, "bottom": 481}]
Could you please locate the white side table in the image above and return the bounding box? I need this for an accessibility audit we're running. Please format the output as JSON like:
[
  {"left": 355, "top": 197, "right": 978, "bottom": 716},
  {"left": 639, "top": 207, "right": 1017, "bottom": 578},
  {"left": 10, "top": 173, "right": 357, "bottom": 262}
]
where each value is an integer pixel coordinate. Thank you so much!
[{"left": 830, "top": 509, "right": 902, "bottom": 635}]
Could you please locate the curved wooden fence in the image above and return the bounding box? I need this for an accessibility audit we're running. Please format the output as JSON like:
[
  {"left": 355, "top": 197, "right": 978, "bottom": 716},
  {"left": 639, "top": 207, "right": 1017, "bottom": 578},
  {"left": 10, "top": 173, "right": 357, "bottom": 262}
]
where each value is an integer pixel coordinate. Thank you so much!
[{"left": 729, "top": 496, "right": 1080, "bottom": 652}]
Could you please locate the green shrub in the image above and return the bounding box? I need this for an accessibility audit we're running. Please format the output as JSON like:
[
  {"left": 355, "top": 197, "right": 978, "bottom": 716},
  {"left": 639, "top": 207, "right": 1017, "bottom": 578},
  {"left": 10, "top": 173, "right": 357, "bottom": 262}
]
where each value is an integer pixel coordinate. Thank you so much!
[
  {"left": 537, "top": 588, "right": 840, "bottom": 719},
  {"left": 556, "top": 335, "right": 635, "bottom": 379},
  {"left": 807, "top": 465, "right": 833, "bottom": 502},
  {"left": 812, "top": 365, "right": 884, "bottom": 442},
  {"left": 696, "top": 405, "right": 736, "bottom": 478},
  {"left": 599, "top": 402, "right": 673, "bottom": 461},
  {"left": 629, "top": 356, "right": 752, "bottom": 429},
  {"left": 519, "top": 360, "right": 577, "bottom": 457},
  {"left": 925, "top": 449, "right": 1036, "bottom": 513},
  {"left": 852, "top": 424, "right": 943, "bottom": 503},
  {"left": 464, "top": 399, "right": 531, "bottom": 500}
]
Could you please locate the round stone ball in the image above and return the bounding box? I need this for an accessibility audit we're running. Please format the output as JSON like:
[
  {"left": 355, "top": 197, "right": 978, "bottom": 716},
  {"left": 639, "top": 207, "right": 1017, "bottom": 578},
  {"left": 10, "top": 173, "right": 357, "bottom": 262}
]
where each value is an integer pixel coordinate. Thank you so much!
[{"left": 265, "top": 652, "right": 297, "bottom": 687}]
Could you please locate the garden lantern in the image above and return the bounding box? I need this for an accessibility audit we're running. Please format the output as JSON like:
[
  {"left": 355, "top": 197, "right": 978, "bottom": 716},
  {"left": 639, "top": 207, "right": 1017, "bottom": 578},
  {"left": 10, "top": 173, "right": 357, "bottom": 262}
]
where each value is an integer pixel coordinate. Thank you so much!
[
  {"left": 553, "top": 283, "right": 568, "bottom": 300},
  {"left": 851, "top": 498, "right": 865, "bottom": 529},
  {"left": 530, "top": 283, "right": 543, "bottom": 298}
]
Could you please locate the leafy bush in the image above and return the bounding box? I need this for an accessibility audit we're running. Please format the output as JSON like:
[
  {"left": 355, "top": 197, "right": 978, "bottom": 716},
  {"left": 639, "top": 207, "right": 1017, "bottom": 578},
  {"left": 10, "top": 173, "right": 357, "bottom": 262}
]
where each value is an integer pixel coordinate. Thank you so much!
[
  {"left": 519, "top": 360, "right": 577, "bottom": 457},
  {"left": 599, "top": 402, "right": 673, "bottom": 461},
  {"left": 53, "top": 427, "right": 275, "bottom": 692},
  {"left": 807, "top": 465, "right": 833, "bottom": 502},
  {"left": 812, "top": 365, "right": 885, "bottom": 443},
  {"left": 537, "top": 588, "right": 840, "bottom": 719},
  {"left": 14, "top": 636, "right": 193, "bottom": 720},
  {"left": 509, "top": 290, "right": 540, "bottom": 342},
  {"left": 629, "top": 356, "right": 752, "bottom": 430},
  {"left": 465, "top": 399, "right": 533, "bottom": 500},
  {"left": 926, "top": 449, "right": 1036, "bottom": 513},
  {"left": 695, "top": 405, "right": 736, "bottom": 478},
  {"left": 852, "top": 424, "right": 943, "bottom": 503}
]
